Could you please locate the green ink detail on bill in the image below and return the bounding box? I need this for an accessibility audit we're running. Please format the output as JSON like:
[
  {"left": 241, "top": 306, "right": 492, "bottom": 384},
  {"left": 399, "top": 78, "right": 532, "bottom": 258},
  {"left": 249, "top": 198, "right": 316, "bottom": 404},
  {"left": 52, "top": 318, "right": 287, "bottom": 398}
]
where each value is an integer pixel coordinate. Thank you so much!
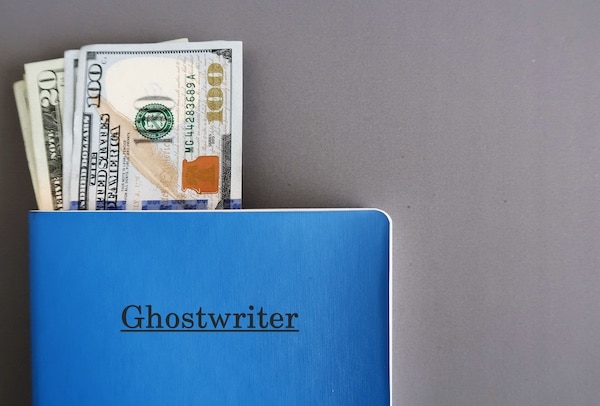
[{"left": 135, "top": 103, "right": 174, "bottom": 139}]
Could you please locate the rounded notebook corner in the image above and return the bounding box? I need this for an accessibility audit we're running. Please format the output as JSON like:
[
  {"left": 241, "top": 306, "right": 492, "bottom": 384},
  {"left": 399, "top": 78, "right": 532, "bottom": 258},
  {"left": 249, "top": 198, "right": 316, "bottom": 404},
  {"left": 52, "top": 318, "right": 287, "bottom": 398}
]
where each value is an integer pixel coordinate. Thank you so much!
[{"left": 369, "top": 208, "right": 393, "bottom": 228}]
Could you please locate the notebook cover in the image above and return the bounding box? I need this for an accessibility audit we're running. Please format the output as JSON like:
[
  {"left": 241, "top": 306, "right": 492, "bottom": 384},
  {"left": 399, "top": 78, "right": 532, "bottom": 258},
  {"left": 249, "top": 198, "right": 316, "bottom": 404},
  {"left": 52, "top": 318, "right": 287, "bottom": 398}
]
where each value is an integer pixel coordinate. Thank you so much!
[{"left": 29, "top": 209, "right": 391, "bottom": 405}]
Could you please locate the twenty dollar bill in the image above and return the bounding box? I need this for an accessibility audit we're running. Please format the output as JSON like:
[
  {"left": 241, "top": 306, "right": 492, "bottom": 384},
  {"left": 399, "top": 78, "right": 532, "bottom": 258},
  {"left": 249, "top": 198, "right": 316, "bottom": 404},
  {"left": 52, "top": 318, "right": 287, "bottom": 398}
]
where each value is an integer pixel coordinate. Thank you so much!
[
  {"left": 70, "top": 41, "right": 242, "bottom": 210},
  {"left": 24, "top": 59, "right": 65, "bottom": 210}
]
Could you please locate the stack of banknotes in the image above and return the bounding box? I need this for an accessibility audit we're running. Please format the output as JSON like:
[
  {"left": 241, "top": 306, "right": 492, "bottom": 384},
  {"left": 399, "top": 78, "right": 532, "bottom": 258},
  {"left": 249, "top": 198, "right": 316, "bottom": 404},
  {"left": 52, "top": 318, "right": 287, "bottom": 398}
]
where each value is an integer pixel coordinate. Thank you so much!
[{"left": 14, "top": 39, "right": 242, "bottom": 210}]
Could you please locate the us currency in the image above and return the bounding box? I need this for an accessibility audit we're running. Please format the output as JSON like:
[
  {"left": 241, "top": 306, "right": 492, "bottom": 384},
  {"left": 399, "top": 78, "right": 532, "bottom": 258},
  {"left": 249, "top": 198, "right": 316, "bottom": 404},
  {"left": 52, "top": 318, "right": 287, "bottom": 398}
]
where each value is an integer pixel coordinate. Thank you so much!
[
  {"left": 62, "top": 40, "right": 188, "bottom": 209},
  {"left": 61, "top": 50, "right": 79, "bottom": 210},
  {"left": 16, "top": 39, "right": 190, "bottom": 211},
  {"left": 13, "top": 80, "right": 43, "bottom": 206},
  {"left": 24, "top": 58, "right": 65, "bottom": 210},
  {"left": 70, "top": 41, "right": 242, "bottom": 210}
]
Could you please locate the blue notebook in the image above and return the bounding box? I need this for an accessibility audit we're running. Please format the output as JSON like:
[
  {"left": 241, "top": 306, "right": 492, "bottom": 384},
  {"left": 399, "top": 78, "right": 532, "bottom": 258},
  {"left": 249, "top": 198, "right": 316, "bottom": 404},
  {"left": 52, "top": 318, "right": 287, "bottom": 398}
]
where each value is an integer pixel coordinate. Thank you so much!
[{"left": 29, "top": 209, "right": 392, "bottom": 405}]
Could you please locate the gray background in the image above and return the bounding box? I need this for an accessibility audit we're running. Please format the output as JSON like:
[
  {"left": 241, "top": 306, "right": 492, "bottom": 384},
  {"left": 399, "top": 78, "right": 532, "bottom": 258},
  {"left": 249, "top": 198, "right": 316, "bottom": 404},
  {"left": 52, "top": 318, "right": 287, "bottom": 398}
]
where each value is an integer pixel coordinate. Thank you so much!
[{"left": 1, "top": 1, "right": 599, "bottom": 405}]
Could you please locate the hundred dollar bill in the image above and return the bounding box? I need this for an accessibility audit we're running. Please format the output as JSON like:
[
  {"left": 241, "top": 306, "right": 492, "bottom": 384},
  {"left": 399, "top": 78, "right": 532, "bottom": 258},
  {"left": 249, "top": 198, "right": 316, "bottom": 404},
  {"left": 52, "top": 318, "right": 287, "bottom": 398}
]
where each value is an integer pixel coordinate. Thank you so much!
[
  {"left": 70, "top": 41, "right": 242, "bottom": 210},
  {"left": 13, "top": 80, "right": 43, "bottom": 207},
  {"left": 62, "top": 39, "right": 189, "bottom": 209},
  {"left": 24, "top": 58, "right": 65, "bottom": 210}
]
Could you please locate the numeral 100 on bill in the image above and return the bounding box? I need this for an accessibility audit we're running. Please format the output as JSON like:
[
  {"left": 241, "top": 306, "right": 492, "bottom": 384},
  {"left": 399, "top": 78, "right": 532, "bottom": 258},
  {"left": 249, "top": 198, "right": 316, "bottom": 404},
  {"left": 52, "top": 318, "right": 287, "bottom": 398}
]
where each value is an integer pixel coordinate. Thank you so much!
[{"left": 206, "top": 63, "right": 224, "bottom": 123}]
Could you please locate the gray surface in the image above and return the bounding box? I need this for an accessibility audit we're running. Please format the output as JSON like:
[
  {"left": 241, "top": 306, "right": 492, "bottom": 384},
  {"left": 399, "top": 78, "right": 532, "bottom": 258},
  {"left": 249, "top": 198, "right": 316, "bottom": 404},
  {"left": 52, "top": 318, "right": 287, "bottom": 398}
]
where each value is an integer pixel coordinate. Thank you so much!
[{"left": 1, "top": 1, "right": 599, "bottom": 405}]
